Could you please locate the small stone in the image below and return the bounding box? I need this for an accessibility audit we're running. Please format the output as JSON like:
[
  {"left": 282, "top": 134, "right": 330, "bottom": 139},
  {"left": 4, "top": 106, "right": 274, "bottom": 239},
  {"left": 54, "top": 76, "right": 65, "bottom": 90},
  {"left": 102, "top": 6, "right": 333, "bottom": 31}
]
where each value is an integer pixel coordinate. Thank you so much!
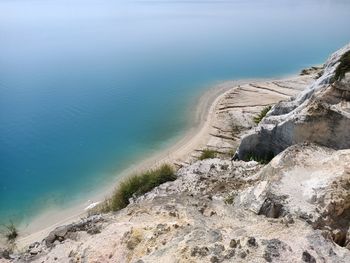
[
  {"left": 259, "top": 198, "right": 284, "bottom": 218},
  {"left": 263, "top": 239, "right": 286, "bottom": 262},
  {"left": 285, "top": 214, "right": 294, "bottom": 224},
  {"left": 198, "top": 247, "right": 209, "bottom": 257},
  {"left": 0, "top": 250, "right": 10, "bottom": 260},
  {"left": 230, "top": 239, "right": 238, "bottom": 248},
  {"left": 169, "top": 211, "right": 177, "bottom": 217},
  {"left": 247, "top": 237, "right": 258, "bottom": 247},
  {"left": 211, "top": 243, "right": 225, "bottom": 255},
  {"left": 220, "top": 164, "right": 229, "bottom": 170},
  {"left": 29, "top": 242, "right": 40, "bottom": 249},
  {"left": 210, "top": 256, "right": 221, "bottom": 263},
  {"left": 328, "top": 248, "right": 337, "bottom": 256},
  {"left": 209, "top": 230, "right": 222, "bottom": 242},
  {"left": 224, "top": 249, "right": 235, "bottom": 259},
  {"left": 332, "top": 229, "right": 347, "bottom": 246},
  {"left": 190, "top": 246, "right": 199, "bottom": 257},
  {"left": 29, "top": 247, "right": 41, "bottom": 255},
  {"left": 240, "top": 251, "right": 247, "bottom": 259},
  {"left": 302, "top": 251, "right": 316, "bottom": 263},
  {"left": 190, "top": 246, "right": 209, "bottom": 257},
  {"left": 198, "top": 207, "right": 205, "bottom": 214}
]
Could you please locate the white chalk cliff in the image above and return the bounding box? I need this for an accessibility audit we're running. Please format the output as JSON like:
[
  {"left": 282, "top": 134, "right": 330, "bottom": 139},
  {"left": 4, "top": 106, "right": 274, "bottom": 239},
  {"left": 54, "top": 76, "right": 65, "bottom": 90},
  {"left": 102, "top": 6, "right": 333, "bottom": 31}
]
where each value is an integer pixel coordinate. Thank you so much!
[{"left": 237, "top": 44, "right": 350, "bottom": 160}]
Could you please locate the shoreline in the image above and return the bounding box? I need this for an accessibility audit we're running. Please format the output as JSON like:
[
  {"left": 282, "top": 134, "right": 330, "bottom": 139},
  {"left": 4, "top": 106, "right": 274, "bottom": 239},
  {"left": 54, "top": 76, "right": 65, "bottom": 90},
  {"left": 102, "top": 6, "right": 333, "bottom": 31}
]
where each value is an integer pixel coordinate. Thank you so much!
[
  {"left": 15, "top": 71, "right": 310, "bottom": 248},
  {"left": 16, "top": 78, "right": 259, "bottom": 248},
  {"left": 8, "top": 45, "right": 350, "bottom": 261}
]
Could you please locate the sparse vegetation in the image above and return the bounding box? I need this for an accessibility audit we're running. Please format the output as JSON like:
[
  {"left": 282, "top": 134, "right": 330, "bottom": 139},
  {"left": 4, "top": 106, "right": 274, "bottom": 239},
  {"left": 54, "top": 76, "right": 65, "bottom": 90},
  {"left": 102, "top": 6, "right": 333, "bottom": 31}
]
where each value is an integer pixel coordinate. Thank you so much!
[
  {"left": 244, "top": 151, "right": 275, "bottom": 164},
  {"left": 1, "top": 221, "right": 18, "bottom": 244},
  {"left": 229, "top": 119, "right": 243, "bottom": 138},
  {"left": 227, "top": 149, "right": 235, "bottom": 158},
  {"left": 224, "top": 194, "right": 235, "bottom": 205},
  {"left": 97, "top": 164, "right": 176, "bottom": 213},
  {"left": 199, "top": 149, "right": 217, "bottom": 160},
  {"left": 316, "top": 69, "right": 324, "bottom": 79},
  {"left": 220, "top": 164, "right": 229, "bottom": 170},
  {"left": 333, "top": 50, "right": 350, "bottom": 82},
  {"left": 253, "top": 105, "right": 272, "bottom": 124}
]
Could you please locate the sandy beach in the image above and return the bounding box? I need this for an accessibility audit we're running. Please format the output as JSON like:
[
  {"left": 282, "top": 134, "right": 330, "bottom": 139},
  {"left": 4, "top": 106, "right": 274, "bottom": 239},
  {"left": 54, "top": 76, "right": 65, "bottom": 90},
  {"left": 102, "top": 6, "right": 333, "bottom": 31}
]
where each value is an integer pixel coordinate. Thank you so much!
[
  {"left": 16, "top": 73, "right": 316, "bottom": 248},
  {"left": 15, "top": 79, "right": 241, "bottom": 247}
]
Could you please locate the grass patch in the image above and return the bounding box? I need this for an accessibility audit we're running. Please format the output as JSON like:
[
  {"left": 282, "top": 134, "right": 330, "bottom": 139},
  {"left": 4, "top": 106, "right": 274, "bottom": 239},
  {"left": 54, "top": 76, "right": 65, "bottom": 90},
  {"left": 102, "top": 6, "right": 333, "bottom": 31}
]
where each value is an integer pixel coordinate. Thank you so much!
[
  {"left": 98, "top": 164, "right": 176, "bottom": 213},
  {"left": 199, "top": 149, "right": 217, "bottom": 160},
  {"left": 333, "top": 50, "right": 350, "bottom": 82},
  {"left": 253, "top": 106, "right": 272, "bottom": 124},
  {"left": 224, "top": 195, "right": 235, "bottom": 205},
  {"left": 229, "top": 119, "right": 243, "bottom": 137},
  {"left": 1, "top": 221, "right": 18, "bottom": 243},
  {"left": 244, "top": 151, "right": 275, "bottom": 164},
  {"left": 227, "top": 149, "right": 235, "bottom": 158}
]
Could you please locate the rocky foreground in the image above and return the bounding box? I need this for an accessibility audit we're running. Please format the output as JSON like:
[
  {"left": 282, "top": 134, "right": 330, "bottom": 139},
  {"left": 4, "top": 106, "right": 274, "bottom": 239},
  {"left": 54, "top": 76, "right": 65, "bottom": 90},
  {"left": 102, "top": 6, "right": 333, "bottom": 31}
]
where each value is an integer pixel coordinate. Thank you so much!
[{"left": 1, "top": 44, "right": 350, "bottom": 263}]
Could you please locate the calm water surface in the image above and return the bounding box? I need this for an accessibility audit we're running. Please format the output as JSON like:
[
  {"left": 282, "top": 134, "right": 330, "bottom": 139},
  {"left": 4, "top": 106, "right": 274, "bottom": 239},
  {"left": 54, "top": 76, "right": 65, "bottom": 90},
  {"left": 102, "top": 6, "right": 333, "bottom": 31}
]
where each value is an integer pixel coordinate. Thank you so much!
[{"left": 1, "top": 0, "right": 350, "bottom": 223}]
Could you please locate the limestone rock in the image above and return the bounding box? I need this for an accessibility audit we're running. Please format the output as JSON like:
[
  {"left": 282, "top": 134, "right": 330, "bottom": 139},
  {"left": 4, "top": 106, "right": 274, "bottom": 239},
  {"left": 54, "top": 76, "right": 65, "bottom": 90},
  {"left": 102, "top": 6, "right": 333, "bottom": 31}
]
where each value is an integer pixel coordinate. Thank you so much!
[
  {"left": 11, "top": 151, "right": 350, "bottom": 263},
  {"left": 236, "top": 143, "right": 350, "bottom": 248},
  {"left": 236, "top": 43, "right": 350, "bottom": 160}
]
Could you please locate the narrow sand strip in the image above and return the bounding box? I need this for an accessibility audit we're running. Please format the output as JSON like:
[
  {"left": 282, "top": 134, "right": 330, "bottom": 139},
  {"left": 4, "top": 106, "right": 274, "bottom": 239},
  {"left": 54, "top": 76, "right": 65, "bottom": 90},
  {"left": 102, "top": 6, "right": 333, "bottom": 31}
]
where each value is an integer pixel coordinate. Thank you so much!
[
  {"left": 16, "top": 74, "right": 317, "bottom": 248},
  {"left": 16, "top": 79, "right": 245, "bottom": 247}
]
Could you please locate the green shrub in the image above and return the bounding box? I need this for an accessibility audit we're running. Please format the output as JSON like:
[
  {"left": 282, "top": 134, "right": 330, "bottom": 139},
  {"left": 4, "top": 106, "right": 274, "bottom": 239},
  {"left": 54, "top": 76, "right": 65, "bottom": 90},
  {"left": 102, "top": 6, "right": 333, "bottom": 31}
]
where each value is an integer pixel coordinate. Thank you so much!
[
  {"left": 227, "top": 149, "right": 235, "bottom": 158},
  {"left": 244, "top": 151, "right": 275, "bottom": 164},
  {"left": 2, "top": 221, "right": 18, "bottom": 243},
  {"left": 333, "top": 50, "right": 350, "bottom": 82},
  {"left": 199, "top": 149, "right": 217, "bottom": 160},
  {"left": 224, "top": 195, "right": 235, "bottom": 205},
  {"left": 253, "top": 106, "right": 272, "bottom": 124},
  {"left": 99, "top": 164, "right": 176, "bottom": 213}
]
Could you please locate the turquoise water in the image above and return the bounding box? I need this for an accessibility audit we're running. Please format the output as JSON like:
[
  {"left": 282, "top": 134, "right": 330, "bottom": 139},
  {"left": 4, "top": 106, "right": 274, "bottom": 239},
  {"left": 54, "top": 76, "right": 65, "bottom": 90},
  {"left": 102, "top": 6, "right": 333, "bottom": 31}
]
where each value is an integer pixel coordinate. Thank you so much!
[{"left": 1, "top": 0, "right": 350, "bottom": 224}]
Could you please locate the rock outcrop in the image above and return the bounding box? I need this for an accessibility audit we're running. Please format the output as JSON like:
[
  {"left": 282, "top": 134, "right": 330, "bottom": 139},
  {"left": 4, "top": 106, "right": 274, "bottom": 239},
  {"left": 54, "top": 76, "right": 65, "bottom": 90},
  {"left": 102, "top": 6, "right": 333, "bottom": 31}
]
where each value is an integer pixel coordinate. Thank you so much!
[
  {"left": 236, "top": 43, "right": 350, "bottom": 160},
  {"left": 198, "top": 74, "right": 316, "bottom": 162},
  {"left": 236, "top": 143, "right": 350, "bottom": 249},
  {"left": 13, "top": 144, "right": 350, "bottom": 263}
]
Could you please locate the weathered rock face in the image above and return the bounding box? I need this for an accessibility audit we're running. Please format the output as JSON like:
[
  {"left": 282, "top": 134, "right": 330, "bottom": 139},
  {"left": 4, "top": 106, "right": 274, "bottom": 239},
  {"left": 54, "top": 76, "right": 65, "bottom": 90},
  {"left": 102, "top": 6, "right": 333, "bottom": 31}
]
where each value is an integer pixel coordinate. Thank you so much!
[
  {"left": 236, "top": 143, "right": 350, "bottom": 249},
  {"left": 236, "top": 43, "right": 350, "bottom": 160},
  {"left": 12, "top": 145, "right": 350, "bottom": 263}
]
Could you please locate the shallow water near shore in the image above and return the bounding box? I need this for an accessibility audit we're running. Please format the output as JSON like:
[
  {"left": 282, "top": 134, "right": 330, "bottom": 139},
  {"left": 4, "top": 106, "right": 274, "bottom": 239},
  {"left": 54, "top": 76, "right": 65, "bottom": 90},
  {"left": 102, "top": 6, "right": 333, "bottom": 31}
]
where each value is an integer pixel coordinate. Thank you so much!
[{"left": 1, "top": 0, "right": 350, "bottom": 225}]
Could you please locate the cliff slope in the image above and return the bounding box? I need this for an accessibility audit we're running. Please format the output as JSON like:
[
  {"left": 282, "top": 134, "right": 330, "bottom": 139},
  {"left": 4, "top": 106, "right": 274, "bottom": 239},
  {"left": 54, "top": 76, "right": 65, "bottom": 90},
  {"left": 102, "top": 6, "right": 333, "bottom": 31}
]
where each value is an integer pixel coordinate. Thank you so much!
[
  {"left": 12, "top": 144, "right": 350, "bottom": 263},
  {"left": 236, "top": 44, "right": 350, "bottom": 160}
]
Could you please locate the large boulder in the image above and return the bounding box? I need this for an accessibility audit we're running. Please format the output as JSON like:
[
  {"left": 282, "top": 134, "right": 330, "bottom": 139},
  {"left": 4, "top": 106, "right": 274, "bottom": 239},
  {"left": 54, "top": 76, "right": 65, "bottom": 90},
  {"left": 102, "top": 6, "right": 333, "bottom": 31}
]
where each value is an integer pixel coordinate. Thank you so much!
[
  {"left": 236, "top": 143, "right": 350, "bottom": 248},
  {"left": 236, "top": 43, "right": 350, "bottom": 160}
]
